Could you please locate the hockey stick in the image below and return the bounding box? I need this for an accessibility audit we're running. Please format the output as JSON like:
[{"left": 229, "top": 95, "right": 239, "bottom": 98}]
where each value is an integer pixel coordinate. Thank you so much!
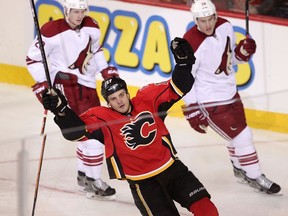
[
  {"left": 245, "top": 0, "right": 250, "bottom": 38},
  {"left": 40, "top": 109, "right": 48, "bottom": 135},
  {"left": 31, "top": 134, "right": 47, "bottom": 216},
  {"left": 28, "top": 0, "right": 51, "bottom": 135},
  {"left": 29, "top": 0, "right": 52, "bottom": 88},
  {"left": 28, "top": 1, "right": 50, "bottom": 214}
]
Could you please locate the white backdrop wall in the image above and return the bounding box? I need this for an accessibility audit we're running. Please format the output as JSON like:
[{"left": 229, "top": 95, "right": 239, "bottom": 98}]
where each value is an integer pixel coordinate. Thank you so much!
[{"left": 0, "top": 0, "right": 287, "bottom": 131}]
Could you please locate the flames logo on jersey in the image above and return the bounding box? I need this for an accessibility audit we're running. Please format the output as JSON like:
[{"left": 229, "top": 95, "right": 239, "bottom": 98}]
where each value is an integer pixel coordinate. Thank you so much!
[
  {"left": 121, "top": 111, "right": 157, "bottom": 150},
  {"left": 215, "top": 36, "right": 232, "bottom": 75},
  {"left": 68, "top": 37, "right": 93, "bottom": 74}
]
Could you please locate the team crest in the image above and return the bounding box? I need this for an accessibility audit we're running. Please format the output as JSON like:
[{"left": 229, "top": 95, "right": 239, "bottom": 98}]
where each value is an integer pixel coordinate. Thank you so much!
[
  {"left": 121, "top": 111, "right": 157, "bottom": 150},
  {"left": 68, "top": 37, "right": 93, "bottom": 74},
  {"left": 215, "top": 36, "right": 232, "bottom": 75}
]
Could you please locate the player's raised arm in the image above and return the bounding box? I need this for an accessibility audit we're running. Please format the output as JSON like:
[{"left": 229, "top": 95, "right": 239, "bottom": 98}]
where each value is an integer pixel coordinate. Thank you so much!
[{"left": 170, "top": 37, "right": 196, "bottom": 96}]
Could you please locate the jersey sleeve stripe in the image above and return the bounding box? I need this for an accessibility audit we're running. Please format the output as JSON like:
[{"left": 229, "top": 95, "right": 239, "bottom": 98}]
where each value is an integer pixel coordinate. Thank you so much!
[{"left": 170, "top": 79, "right": 184, "bottom": 97}]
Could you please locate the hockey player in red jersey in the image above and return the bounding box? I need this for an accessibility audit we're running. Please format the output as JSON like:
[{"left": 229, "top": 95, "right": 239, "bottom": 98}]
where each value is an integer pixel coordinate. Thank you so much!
[
  {"left": 26, "top": 0, "right": 117, "bottom": 200},
  {"left": 41, "top": 37, "right": 219, "bottom": 216},
  {"left": 181, "top": 0, "right": 281, "bottom": 194}
]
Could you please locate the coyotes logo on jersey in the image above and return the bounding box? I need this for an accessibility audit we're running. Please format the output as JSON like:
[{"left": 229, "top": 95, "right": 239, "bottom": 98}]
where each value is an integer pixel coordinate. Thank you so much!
[
  {"left": 68, "top": 37, "right": 93, "bottom": 74},
  {"left": 215, "top": 36, "right": 233, "bottom": 75}
]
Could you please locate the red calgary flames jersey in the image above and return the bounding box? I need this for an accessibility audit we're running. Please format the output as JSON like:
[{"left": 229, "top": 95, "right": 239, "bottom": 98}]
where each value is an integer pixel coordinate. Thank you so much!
[{"left": 80, "top": 80, "right": 181, "bottom": 181}]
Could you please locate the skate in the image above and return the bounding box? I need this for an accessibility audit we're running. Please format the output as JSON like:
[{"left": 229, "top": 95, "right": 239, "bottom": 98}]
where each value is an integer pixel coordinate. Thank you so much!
[
  {"left": 233, "top": 166, "right": 249, "bottom": 184},
  {"left": 77, "top": 171, "right": 87, "bottom": 192},
  {"left": 233, "top": 166, "right": 246, "bottom": 178},
  {"left": 245, "top": 174, "right": 282, "bottom": 195},
  {"left": 85, "top": 178, "right": 116, "bottom": 200}
]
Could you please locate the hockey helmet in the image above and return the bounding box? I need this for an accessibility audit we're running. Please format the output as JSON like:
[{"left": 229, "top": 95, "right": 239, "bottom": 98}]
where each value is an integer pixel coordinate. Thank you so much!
[
  {"left": 190, "top": 0, "right": 217, "bottom": 23},
  {"left": 63, "top": 0, "right": 88, "bottom": 15},
  {"left": 101, "top": 77, "right": 128, "bottom": 101}
]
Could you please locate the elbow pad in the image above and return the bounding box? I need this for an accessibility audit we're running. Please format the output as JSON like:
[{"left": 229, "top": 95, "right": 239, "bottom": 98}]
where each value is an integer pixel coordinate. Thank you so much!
[
  {"left": 172, "top": 64, "right": 194, "bottom": 94},
  {"left": 54, "top": 108, "right": 87, "bottom": 141}
]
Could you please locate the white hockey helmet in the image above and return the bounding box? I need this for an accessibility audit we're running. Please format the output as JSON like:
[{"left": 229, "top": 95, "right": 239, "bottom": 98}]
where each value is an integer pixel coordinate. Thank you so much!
[
  {"left": 63, "top": 0, "right": 88, "bottom": 15},
  {"left": 190, "top": 0, "right": 217, "bottom": 23}
]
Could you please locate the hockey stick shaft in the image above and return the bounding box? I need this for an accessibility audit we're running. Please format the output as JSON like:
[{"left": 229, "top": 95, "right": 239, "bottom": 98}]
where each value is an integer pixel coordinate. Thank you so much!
[
  {"left": 31, "top": 134, "right": 47, "bottom": 216},
  {"left": 40, "top": 109, "right": 48, "bottom": 135},
  {"left": 245, "top": 0, "right": 250, "bottom": 38},
  {"left": 28, "top": 0, "right": 52, "bottom": 88},
  {"left": 29, "top": 0, "right": 51, "bottom": 134}
]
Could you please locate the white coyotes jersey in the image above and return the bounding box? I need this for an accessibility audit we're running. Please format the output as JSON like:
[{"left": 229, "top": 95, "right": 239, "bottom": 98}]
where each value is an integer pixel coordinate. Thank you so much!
[
  {"left": 183, "top": 17, "right": 242, "bottom": 105},
  {"left": 26, "top": 16, "right": 108, "bottom": 89}
]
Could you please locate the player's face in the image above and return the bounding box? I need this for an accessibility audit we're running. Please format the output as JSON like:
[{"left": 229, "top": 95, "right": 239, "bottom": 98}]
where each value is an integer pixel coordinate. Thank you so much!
[
  {"left": 197, "top": 15, "right": 217, "bottom": 36},
  {"left": 107, "top": 89, "right": 131, "bottom": 114},
  {"left": 67, "top": 9, "right": 87, "bottom": 29}
]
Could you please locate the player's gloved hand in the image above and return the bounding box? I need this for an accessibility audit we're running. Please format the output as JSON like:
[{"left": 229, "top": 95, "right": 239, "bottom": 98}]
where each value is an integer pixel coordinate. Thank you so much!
[
  {"left": 31, "top": 81, "right": 48, "bottom": 103},
  {"left": 42, "top": 88, "right": 67, "bottom": 115},
  {"left": 170, "top": 37, "right": 196, "bottom": 65},
  {"left": 235, "top": 38, "right": 256, "bottom": 62},
  {"left": 101, "top": 66, "right": 119, "bottom": 80},
  {"left": 182, "top": 104, "right": 208, "bottom": 134}
]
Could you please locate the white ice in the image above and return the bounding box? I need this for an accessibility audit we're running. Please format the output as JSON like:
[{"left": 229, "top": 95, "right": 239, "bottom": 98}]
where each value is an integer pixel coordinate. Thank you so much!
[{"left": 0, "top": 83, "right": 287, "bottom": 216}]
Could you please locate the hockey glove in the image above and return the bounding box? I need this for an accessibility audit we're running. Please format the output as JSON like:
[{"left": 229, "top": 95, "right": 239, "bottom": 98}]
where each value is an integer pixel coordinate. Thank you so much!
[
  {"left": 31, "top": 81, "right": 49, "bottom": 103},
  {"left": 170, "top": 37, "right": 196, "bottom": 65},
  {"left": 42, "top": 88, "right": 67, "bottom": 115},
  {"left": 101, "top": 66, "right": 119, "bottom": 80},
  {"left": 182, "top": 104, "right": 208, "bottom": 134},
  {"left": 235, "top": 38, "right": 256, "bottom": 62}
]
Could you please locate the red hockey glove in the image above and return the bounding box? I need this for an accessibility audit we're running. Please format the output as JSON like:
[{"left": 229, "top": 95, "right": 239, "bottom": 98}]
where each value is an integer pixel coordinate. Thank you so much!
[
  {"left": 31, "top": 81, "right": 49, "bottom": 103},
  {"left": 101, "top": 66, "right": 119, "bottom": 80},
  {"left": 235, "top": 38, "right": 256, "bottom": 62},
  {"left": 182, "top": 104, "right": 208, "bottom": 134}
]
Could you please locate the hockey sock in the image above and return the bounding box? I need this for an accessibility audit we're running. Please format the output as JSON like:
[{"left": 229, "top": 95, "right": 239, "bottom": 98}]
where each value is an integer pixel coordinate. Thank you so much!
[
  {"left": 77, "top": 142, "right": 85, "bottom": 174},
  {"left": 189, "top": 197, "right": 219, "bottom": 216},
  {"left": 82, "top": 139, "right": 104, "bottom": 179},
  {"left": 232, "top": 127, "right": 262, "bottom": 179}
]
